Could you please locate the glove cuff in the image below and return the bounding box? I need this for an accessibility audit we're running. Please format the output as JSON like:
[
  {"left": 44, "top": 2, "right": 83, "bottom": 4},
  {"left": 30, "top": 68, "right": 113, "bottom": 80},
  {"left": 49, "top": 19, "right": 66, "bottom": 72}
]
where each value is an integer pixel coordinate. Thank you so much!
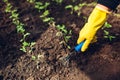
[{"left": 96, "top": 6, "right": 111, "bottom": 14}]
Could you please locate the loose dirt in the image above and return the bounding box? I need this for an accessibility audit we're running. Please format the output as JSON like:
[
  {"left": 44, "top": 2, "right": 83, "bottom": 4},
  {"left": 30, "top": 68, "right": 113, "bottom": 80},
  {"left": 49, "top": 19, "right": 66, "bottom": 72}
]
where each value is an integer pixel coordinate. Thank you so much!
[{"left": 0, "top": 0, "right": 120, "bottom": 80}]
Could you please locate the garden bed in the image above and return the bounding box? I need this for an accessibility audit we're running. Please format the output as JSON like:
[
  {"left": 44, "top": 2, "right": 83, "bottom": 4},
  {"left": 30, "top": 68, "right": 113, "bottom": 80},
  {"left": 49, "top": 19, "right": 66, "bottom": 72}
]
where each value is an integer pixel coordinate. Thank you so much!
[{"left": 0, "top": 0, "right": 120, "bottom": 80}]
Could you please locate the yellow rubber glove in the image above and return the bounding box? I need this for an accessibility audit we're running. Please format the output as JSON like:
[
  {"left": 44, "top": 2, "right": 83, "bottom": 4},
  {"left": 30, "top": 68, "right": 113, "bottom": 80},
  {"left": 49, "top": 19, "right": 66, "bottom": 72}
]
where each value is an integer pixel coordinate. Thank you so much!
[{"left": 77, "top": 6, "right": 109, "bottom": 52}]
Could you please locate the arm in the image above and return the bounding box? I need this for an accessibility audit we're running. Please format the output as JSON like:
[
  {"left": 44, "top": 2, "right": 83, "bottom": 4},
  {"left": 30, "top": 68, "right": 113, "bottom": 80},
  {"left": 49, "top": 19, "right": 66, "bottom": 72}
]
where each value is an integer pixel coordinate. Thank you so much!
[
  {"left": 77, "top": 0, "right": 119, "bottom": 52},
  {"left": 97, "top": 0, "right": 120, "bottom": 11}
]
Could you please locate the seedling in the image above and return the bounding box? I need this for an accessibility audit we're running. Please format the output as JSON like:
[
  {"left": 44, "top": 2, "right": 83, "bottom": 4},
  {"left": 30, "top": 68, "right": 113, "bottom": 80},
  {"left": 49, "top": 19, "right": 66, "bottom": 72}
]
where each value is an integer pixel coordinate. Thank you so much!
[
  {"left": 35, "top": 2, "right": 50, "bottom": 12},
  {"left": 40, "top": 10, "right": 54, "bottom": 23},
  {"left": 56, "top": 24, "right": 72, "bottom": 49},
  {"left": 103, "top": 30, "right": 116, "bottom": 41},
  {"left": 32, "top": 56, "right": 36, "bottom": 60},
  {"left": 28, "top": 42, "right": 36, "bottom": 53},
  {"left": 20, "top": 33, "right": 36, "bottom": 53},
  {"left": 102, "top": 22, "right": 112, "bottom": 29},
  {"left": 102, "top": 22, "right": 116, "bottom": 41},
  {"left": 65, "top": 3, "right": 86, "bottom": 16},
  {"left": 4, "top": 3, "right": 12, "bottom": 12},
  {"left": 20, "top": 41, "right": 30, "bottom": 52},
  {"left": 56, "top": 25, "right": 68, "bottom": 34}
]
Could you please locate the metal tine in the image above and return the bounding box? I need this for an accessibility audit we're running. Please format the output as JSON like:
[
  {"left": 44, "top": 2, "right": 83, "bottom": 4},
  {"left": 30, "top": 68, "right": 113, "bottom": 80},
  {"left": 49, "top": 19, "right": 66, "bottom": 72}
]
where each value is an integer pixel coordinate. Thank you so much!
[{"left": 61, "top": 51, "right": 76, "bottom": 66}]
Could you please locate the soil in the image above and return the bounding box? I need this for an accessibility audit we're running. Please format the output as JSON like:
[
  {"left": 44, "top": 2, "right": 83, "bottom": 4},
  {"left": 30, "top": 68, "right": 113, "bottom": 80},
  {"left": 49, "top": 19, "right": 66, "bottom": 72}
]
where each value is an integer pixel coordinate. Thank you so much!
[{"left": 0, "top": 0, "right": 120, "bottom": 80}]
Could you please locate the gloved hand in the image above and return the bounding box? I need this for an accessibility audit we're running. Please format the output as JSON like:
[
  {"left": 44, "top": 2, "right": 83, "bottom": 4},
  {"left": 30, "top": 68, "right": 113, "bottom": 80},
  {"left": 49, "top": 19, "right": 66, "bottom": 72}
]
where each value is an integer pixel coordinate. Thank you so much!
[{"left": 77, "top": 6, "right": 109, "bottom": 52}]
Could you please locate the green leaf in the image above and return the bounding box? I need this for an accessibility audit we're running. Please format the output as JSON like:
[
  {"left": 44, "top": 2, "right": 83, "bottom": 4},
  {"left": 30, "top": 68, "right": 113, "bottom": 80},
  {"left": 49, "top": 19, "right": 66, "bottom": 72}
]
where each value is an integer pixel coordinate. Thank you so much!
[
  {"left": 35, "top": 2, "right": 44, "bottom": 10},
  {"left": 17, "top": 25, "right": 25, "bottom": 33},
  {"left": 23, "top": 41, "right": 30, "bottom": 47},
  {"left": 24, "top": 33, "right": 30, "bottom": 38},
  {"left": 78, "top": 3, "right": 86, "bottom": 7},
  {"left": 35, "top": 2, "right": 43, "bottom": 5},
  {"left": 74, "top": 6, "right": 79, "bottom": 11},
  {"left": 32, "top": 56, "right": 36, "bottom": 60},
  {"left": 44, "top": 2, "right": 50, "bottom": 7},
  {"left": 27, "top": 0, "right": 35, "bottom": 3},
  {"left": 30, "top": 42, "right": 36, "bottom": 47},
  {"left": 104, "top": 35, "right": 108, "bottom": 38},
  {"left": 5, "top": 3, "right": 12, "bottom": 12},
  {"left": 104, "top": 30, "right": 109, "bottom": 35},
  {"left": 69, "top": 30, "right": 72, "bottom": 34},
  {"left": 20, "top": 46, "right": 26, "bottom": 52},
  {"left": 65, "top": 5, "right": 73, "bottom": 9},
  {"left": 13, "top": 20, "right": 20, "bottom": 25},
  {"left": 43, "top": 18, "right": 51, "bottom": 22},
  {"left": 40, "top": 10, "right": 49, "bottom": 18},
  {"left": 67, "top": 45, "right": 71, "bottom": 49},
  {"left": 52, "top": 0, "right": 63, "bottom": 4},
  {"left": 10, "top": 13, "right": 19, "bottom": 19},
  {"left": 56, "top": 25, "right": 68, "bottom": 34},
  {"left": 104, "top": 22, "right": 112, "bottom": 28},
  {"left": 109, "top": 36, "right": 116, "bottom": 41},
  {"left": 64, "top": 36, "right": 71, "bottom": 42}
]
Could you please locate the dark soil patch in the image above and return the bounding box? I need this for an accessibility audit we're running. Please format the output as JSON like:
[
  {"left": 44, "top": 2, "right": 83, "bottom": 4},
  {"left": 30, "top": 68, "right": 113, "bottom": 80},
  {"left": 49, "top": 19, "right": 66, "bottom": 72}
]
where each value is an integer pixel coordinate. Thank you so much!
[{"left": 0, "top": 0, "right": 120, "bottom": 80}]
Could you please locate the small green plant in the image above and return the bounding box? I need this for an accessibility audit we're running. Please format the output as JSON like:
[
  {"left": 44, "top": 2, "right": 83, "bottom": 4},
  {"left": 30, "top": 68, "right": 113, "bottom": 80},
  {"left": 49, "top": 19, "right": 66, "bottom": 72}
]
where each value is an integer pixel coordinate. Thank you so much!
[
  {"left": 20, "top": 33, "right": 30, "bottom": 52},
  {"left": 64, "top": 30, "right": 72, "bottom": 43},
  {"left": 32, "top": 55, "right": 36, "bottom": 60},
  {"left": 40, "top": 10, "right": 54, "bottom": 23},
  {"left": 35, "top": 2, "right": 50, "bottom": 12},
  {"left": 35, "top": 2, "right": 54, "bottom": 23},
  {"left": 102, "top": 22, "right": 112, "bottom": 29},
  {"left": 65, "top": 3, "right": 86, "bottom": 16},
  {"left": 56, "top": 25, "right": 68, "bottom": 34},
  {"left": 56, "top": 24, "right": 72, "bottom": 49},
  {"left": 4, "top": 3, "right": 12, "bottom": 12},
  {"left": 103, "top": 30, "right": 116, "bottom": 41},
  {"left": 28, "top": 42, "right": 36, "bottom": 53},
  {"left": 102, "top": 22, "right": 116, "bottom": 41}
]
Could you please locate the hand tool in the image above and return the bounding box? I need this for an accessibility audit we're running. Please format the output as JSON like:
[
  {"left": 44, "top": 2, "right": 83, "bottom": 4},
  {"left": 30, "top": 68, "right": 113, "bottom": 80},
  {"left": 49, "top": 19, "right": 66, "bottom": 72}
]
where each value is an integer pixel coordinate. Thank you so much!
[{"left": 60, "top": 41, "right": 84, "bottom": 66}]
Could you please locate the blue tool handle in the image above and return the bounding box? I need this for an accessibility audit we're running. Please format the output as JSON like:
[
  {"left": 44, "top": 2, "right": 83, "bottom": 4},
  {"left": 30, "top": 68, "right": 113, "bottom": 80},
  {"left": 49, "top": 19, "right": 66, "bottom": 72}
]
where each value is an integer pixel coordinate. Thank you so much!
[{"left": 75, "top": 41, "right": 84, "bottom": 52}]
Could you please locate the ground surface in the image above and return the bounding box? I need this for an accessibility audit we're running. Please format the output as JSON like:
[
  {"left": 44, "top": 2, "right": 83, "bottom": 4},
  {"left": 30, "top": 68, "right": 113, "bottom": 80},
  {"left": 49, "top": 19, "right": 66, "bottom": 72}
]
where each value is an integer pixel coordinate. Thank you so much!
[{"left": 0, "top": 0, "right": 120, "bottom": 80}]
